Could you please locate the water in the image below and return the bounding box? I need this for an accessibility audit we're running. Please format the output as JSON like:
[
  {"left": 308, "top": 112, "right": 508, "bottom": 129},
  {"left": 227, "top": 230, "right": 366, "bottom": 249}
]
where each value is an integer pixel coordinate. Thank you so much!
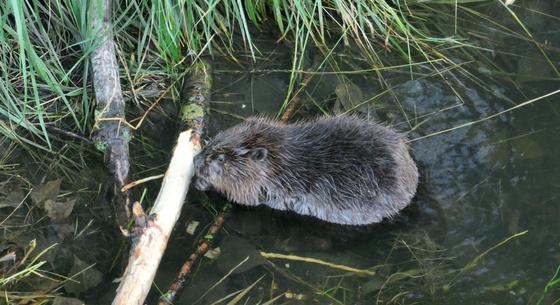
[
  {"left": 174, "top": 74, "right": 558, "bottom": 305},
  {"left": 156, "top": 3, "right": 560, "bottom": 304}
]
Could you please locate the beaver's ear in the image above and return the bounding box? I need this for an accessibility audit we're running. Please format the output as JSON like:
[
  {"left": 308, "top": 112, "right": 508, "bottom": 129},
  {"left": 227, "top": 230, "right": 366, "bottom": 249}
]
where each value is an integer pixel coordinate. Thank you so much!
[
  {"left": 250, "top": 147, "right": 268, "bottom": 161},
  {"left": 234, "top": 147, "right": 250, "bottom": 156},
  {"left": 234, "top": 147, "right": 267, "bottom": 161}
]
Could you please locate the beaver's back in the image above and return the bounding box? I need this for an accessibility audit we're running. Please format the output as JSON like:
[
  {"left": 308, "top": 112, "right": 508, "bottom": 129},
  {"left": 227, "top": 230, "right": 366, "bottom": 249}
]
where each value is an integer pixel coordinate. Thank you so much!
[
  {"left": 283, "top": 116, "right": 401, "bottom": 191},
  {"left": 260, "top": 115, "right": 418, "bottom": 225}
]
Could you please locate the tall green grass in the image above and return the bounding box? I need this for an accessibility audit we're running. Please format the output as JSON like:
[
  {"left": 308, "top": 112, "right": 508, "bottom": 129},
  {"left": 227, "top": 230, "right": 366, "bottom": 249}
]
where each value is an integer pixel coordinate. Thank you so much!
[
  {"left": 0, "top": 0, "right": 458, "bottom": 154},
  {"left": 1, "top": 0, "right": 557, "bottom": 172},
  {"left": 141, "top": 0, "right": 465, "bottom": 66},
  {"left": 1, "top": 1, "right": 88, "bottom": 152}
]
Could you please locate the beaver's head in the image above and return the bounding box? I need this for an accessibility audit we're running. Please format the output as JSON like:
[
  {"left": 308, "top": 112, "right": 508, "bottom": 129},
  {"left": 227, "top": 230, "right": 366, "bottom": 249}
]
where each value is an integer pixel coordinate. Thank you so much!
[
  {"left": 193, "top": 142, "right": 268, "bottom": 192},
  {"left": 192, "top": 118, "right": 283, "bottom": 205}
]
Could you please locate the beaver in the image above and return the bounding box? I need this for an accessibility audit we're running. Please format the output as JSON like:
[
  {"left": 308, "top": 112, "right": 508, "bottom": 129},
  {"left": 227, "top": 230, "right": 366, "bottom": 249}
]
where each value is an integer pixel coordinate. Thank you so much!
[{"left": 193, "top": 115, "right": 419, "bottom": 225}]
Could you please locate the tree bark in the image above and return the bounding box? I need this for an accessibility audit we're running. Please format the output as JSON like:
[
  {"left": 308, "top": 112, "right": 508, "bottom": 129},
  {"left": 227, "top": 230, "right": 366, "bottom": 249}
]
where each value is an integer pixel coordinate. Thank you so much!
[{"left": 89, "top": 0, "right": 130, "bottom": 224}]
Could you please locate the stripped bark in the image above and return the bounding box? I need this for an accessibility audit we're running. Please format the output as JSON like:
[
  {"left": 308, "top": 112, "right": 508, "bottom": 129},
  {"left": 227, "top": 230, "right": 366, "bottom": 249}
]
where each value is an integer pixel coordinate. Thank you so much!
[
  {"left": 112, "top": 59, "right": 212, "bottom": 305},
  {"left": 89, "top": 0, "right": 130, "bottom": 224},
  {"left": 111, "top": 130, "right": 200, "bottom": 305}
]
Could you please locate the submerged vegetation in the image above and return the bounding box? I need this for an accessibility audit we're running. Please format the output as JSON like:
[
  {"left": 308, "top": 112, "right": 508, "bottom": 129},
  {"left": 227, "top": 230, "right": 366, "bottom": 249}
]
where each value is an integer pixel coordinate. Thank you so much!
[{"left": 1, "top": 0, "right": 559, "bottom": 304}]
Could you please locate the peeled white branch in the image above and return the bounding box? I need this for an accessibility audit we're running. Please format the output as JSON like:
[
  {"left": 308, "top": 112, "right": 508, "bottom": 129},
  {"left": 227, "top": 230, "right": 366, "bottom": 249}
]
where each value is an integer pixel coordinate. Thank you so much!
[{"left": 112, "top": 130, "right": 200, "bottom": 305}]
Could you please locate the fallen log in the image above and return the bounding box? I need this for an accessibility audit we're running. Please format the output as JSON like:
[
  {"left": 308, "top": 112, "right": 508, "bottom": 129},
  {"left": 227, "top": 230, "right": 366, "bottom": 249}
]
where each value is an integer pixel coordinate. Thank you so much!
[{"left": 89, "top": 0, "right": 130, "bottom": 225}]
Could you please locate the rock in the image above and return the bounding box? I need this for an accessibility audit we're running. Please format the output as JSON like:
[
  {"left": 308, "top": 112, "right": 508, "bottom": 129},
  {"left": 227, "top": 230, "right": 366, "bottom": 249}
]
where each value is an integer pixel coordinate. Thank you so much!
[
  {"left": 52, "top": 297, "right": 85, "bottom": 305},
  {"left": 30, "top": 179, "right": 61, "bottom": 208},
  {"left": 64, "top": 255, "right": 103, "bottom": 294},
  {"left": 217, "top": 235, "right": 266, "bottom": 274},
  {"left": 334, "top": 81, "right": 364, "bottom": 113}
]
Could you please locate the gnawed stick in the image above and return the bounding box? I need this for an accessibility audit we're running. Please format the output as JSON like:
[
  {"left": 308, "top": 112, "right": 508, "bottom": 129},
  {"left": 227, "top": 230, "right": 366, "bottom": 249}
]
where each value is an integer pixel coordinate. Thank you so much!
[
  {"left": 120, "top": 60, "right": 212, "bottom": 193},
  {"left": 155, "top": 60, "right": 213, "bottom": 304},
  {"left": 89, "top": 0, "right": 130, "bottom": 225},
  {"left": 111, "top": 130, "right": 200, "bottom": 305},
  {"left": 112, "top": 59, "right": 211, "bottom": 305}
]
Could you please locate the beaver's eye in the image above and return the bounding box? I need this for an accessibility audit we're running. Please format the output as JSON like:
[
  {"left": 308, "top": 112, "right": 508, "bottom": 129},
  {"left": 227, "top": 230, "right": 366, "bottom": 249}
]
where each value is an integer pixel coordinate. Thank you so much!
[{"left": 216, "top": 154, "right": 225, "bottom": 162}]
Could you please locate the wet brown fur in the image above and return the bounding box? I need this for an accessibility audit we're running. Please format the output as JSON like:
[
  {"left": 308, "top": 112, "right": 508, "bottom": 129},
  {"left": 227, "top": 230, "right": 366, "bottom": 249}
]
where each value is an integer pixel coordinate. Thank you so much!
[{"left": 193, "top": 115, "right": 419, "bottom": 226}]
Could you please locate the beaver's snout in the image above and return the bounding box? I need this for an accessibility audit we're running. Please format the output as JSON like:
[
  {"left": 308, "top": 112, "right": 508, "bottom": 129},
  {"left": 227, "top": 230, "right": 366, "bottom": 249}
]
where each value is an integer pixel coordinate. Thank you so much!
[
  {"left": 193, "top": 152, "right": 212, "bottom": 191},
  {"left": 194, "top": 177, "right": 210, "bottom": 191}
]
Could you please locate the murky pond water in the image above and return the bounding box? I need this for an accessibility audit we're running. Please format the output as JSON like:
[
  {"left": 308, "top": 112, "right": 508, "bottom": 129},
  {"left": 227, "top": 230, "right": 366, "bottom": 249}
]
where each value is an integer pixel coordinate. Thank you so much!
[{"left": 153, "top": 3, "right": 560, "bottom": 304}]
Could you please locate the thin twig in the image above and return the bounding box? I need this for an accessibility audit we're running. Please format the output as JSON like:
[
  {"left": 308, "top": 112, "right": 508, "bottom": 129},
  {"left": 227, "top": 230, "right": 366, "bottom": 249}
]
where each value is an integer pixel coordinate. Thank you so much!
[
  {"left": 260, "top": 252, "right": 375, "bottom": 276},
  {"left": 159, "top": 211, "right": 230, "bottom": 305},
  {"left": 280, "top": 60, "right": 321, "bottom": 121},
  {"left": 44, "top": 125, "right": 93, "bottom": 144},
  {"left": 409, "top": 89, "right": 560, "bottom": 142},
  {"left": 121, "top": 174, "right": 165, "bottom": 192},
  {"left": 213, "top": 59, "right": 444, "bottom": 75}
]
